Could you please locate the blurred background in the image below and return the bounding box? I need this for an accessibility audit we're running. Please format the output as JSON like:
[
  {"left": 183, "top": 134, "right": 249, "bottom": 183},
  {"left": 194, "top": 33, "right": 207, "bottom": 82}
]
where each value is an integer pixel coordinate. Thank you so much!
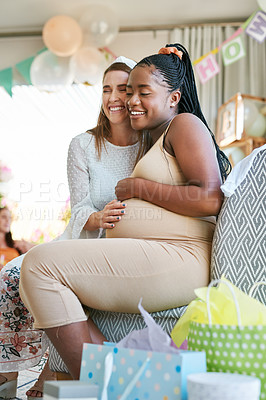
[{"left": 0, "top": 0, "right": 265, "bottom": 242}]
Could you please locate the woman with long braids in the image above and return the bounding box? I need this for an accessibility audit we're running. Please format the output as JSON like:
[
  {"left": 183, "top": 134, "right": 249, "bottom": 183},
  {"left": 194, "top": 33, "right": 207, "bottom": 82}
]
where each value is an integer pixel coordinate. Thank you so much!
[{"left": 20, "top": 43, "right": 231, "bottom": 379}]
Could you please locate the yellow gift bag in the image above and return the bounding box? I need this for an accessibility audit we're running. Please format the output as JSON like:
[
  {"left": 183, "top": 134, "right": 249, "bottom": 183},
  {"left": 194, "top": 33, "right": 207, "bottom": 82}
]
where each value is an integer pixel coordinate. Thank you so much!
[{"left": 171, "top": 278, "right": 266, "bottom": 399}]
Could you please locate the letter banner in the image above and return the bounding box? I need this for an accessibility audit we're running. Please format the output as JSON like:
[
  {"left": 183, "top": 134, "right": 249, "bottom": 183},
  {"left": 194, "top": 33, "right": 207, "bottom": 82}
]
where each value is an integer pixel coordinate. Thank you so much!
[
  {"left": 245, "top": 11, "right": 266, "bottom": 43},
  {"left": 222, "top": 36, "right": 246, "bottom": 66},
  {"left": 15, "top": 56, "right": 35, "bottom": 85},
  {"left": 195, "top": 53, "right": 220, "bottom": 84}
]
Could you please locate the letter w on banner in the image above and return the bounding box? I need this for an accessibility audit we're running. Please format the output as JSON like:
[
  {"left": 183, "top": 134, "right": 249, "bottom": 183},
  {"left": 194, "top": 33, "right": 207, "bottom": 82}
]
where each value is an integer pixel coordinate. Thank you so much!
[
  {"left": 195, "top": 53, "right": 220, "bottom": 84},
  {"left": 245, "top": 10, "right": 266, "bottom": 43}
]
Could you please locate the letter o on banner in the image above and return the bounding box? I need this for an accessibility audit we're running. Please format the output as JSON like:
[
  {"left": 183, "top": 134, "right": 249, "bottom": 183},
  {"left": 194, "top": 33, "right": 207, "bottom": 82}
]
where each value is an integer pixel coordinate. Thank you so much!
[{"left": 222, "top": 36, "right": 246, "bottom": 66}]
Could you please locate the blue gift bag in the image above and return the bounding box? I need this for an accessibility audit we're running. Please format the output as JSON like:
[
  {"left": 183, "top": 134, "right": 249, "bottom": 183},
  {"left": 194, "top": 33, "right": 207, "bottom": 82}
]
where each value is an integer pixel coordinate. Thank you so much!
[{"left": 80, "top": 343, "right": 206, "bottom": 400}]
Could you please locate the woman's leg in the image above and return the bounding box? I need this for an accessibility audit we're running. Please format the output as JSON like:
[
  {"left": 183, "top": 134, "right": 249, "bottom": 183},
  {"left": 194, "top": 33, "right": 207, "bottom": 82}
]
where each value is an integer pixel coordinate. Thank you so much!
[
  {"left": 0, "top": 372, "right": 18, "bottom": 399},
  {"left": 0, "top": 256, "right": 48, "bottom": 371},
  {"left": 26, "top": 360, "right": 56, "bottom": 399},
  {"left": 20, "top": 238, "right": 210, "bottom": 378},
  {"left": 45, "top": 319, "right": 106, "bottom": 379},
  {"left": 0, "top": 372, "right": 18, "bottom": 383},
  {"left": 0, "top": 256, "right": 50, "bottom": 398},
  {"left": 45, "top": 322, "right": 92, "bottom": 379}
]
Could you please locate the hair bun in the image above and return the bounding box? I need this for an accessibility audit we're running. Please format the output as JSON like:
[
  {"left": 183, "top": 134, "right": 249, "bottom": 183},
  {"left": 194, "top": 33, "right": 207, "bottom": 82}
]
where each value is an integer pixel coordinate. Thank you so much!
[{"left": 158, "top": 47, "right": 183, "bottom": 60}]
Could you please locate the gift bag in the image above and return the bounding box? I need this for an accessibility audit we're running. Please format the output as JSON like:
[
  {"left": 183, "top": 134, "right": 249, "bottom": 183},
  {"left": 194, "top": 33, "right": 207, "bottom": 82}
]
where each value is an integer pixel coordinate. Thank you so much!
[
  {"left": 187, "top": 280, "right": 266, "bottom": 399},
  {"left": 80, "top": 343, "right": 206, "bottom": 400}
]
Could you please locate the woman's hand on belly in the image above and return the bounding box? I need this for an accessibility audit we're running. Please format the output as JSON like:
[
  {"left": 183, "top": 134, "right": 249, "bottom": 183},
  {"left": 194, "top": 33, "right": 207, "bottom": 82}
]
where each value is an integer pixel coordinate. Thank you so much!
[{"left": 84, "top": 200, "right": 127, "bottom": 230}]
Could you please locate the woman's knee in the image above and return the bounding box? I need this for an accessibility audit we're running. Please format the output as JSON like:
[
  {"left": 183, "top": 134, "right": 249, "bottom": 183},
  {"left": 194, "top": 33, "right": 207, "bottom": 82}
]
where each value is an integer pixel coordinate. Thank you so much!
[{"left": 20, "top": 244, "right": 47, "bottom": 285}]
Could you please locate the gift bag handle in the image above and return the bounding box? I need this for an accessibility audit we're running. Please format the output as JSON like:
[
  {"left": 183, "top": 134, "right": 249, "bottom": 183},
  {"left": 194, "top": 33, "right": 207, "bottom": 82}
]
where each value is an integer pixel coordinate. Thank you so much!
[
  {"left": 207, "top": 279, "right": 242, "bottom": 328},
  {"left": 248, "top": 281, "right": 266, "bottom": 298},
  {"left": 101, "top": 352, "right": 113, "bottom": 400}
]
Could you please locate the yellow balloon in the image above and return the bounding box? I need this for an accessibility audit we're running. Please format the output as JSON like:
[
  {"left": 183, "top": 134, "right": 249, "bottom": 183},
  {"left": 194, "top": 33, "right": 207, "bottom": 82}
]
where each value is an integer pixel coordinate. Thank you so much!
[{"left": 43, "top": 15, "right": 83, "bottom": 57}]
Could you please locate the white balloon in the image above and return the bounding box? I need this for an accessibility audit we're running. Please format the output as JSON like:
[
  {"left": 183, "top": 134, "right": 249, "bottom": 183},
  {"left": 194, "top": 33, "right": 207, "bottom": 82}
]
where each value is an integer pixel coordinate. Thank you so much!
[
  {"left": 246, "top": 113, "right": 266, "bottom": 137},
  {"left": 260, "top": 104, "right": 266, "bottom": 116},
  {"left": 70, "top": 46, "right": 108, "bottom": 85},
  {"left": 30, "top": 50, "right": 74, "bottom": 92},
  {"left": 79, "top": 5, "right": 119, "bottom": 48},
  {"left": 257, "top": 0, "right": 266, "bottom": 12},
  {"left": 244, "top": 99, "right": 259, "bottom": 130}
]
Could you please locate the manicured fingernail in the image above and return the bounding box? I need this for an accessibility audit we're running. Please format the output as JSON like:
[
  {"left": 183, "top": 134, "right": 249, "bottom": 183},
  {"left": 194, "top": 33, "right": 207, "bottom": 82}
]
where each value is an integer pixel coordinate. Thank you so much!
[
  {"left": 117, "top": 217, "right": 120, "bottom": 220},
  {"left": 122, "top": 203, "right": 126, "bottom": 207},
  {"left": 121, "top": 210, "right": 125, "bottom": 214},
  {"left": 111, "top": 224, "right": 114, "bottom": 227}
]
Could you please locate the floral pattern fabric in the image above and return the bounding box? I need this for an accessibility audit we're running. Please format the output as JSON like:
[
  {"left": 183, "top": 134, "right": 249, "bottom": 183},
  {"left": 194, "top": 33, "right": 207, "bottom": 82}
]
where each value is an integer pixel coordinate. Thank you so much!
[{"left": 0, "top": 263, "right": 48, "bottom": 372}]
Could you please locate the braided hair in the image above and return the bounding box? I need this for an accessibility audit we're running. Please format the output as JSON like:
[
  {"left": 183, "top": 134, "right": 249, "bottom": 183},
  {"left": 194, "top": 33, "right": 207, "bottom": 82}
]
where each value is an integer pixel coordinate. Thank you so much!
[{"left": 136, "top": 43, "right": 231, "bottom": 182}]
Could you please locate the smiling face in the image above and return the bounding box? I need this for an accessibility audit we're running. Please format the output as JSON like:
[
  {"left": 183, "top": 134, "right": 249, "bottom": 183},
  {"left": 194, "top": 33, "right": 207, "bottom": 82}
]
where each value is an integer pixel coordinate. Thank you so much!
[
  {"left": 102, "top": 70, "right": 130, "bottom": 126},
  {"left": 0, "top": 208, "right": 11, "bottom": 234},
  {"left": 126, "top": 65, "right": 177, "bottom": 133}
]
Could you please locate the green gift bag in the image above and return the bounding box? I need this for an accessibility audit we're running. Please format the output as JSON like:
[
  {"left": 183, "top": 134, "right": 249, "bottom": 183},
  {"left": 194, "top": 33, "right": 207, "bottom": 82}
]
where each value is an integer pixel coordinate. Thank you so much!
[{"left": 188, "top": 280, "right": 266, "bottom": 399}]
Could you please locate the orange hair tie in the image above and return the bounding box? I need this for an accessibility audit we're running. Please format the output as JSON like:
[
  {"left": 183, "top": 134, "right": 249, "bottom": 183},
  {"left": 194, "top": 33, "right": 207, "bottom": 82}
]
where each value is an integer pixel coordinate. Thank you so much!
[{"left": 158, "top": 47, "right": 183, "bottom": 60}]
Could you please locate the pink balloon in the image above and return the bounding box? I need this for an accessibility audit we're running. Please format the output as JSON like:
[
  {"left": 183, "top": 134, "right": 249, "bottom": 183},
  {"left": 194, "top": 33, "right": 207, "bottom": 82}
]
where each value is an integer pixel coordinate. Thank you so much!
[
  {"left": 70, "top": 46, "right": 108, "bottom": 85},
  {"left": 43, "top": 15, "right": 83, "bottom": 57}
]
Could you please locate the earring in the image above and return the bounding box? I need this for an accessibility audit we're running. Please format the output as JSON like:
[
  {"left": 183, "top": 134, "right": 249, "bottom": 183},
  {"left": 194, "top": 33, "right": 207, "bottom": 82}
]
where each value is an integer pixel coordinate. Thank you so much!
[{"left": 171, "top": 103, "right": 175, "bottom": 107}]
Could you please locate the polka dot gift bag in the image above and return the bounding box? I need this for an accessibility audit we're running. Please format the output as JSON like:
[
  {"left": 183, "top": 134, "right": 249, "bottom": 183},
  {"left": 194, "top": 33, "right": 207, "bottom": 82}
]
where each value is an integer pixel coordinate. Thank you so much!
[
  {"left": 80, "top": 299, "right": 207, "bottom": 399},
  {"left": 187, "top": 280, "right": 266, "bottom": 399},
  {"left": 79, "top": 343, "right": 206, "bottom": 400}
]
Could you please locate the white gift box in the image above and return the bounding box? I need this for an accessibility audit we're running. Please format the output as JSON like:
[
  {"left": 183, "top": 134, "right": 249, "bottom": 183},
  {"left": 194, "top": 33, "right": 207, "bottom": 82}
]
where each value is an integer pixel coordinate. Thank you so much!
[
  {"left": 187, "top": 372, "right": 261, "bottom": 400},
  {"left": 43, "top": 381, "right": 99, "bottom": 400}
]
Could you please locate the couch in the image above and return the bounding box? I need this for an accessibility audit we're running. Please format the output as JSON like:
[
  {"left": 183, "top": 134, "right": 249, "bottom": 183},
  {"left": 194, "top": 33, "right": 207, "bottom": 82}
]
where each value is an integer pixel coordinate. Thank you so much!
[{"left": 49, "top": 146, "right": 265, "bottom": 374}]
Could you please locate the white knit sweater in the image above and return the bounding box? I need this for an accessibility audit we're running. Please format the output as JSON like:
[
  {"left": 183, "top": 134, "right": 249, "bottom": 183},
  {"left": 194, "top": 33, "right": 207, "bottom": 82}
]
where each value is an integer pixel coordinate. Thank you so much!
[{"left": 60, "top": 132, "right": 140, "bottom": 240}]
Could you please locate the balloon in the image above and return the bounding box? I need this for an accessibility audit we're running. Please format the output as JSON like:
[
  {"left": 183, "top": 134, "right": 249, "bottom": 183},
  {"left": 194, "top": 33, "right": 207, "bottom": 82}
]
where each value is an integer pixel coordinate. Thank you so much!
[
  {"left": 257, "top": 0, "right": 266, "bottom": 11},
  {"left": 30, "top": 50, "right": 74, "bottom": 92},
  {"left": 260, "top": 104, "right": 266, "bottom": 116},
  {"left": 246, "top": 113, "right": 266, "bottom": 137},
  {"left": 243, "top": 99, "right": 259, "bottom": 130},
  {"left": 79, "top": 5, "right": 119, "bottom": 48},
  {"left": 70, "top": 46, "right": 108, "bottom": 85},
  {"left": 223, "top": 147, "right": 246, "bottom": 166},
  {"left": 43, "top": 15, "right": 83, "bottom": 57}
]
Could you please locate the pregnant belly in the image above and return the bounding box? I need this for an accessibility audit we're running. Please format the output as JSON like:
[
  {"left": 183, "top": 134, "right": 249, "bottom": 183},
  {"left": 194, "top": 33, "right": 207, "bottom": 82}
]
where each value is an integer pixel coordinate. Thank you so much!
[
  {"left": 106, "top": 198, "right": 216, "bottom": 242},
  {"left": 106, "top": 198, "right": 167, "bottom": 240}
]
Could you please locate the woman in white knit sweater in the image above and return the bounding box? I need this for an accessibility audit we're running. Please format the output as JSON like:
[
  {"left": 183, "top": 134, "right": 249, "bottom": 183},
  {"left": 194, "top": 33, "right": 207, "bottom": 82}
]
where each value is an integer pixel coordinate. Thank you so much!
[{"left": 0, "top": 57, "right": 150, "bottom": 400}]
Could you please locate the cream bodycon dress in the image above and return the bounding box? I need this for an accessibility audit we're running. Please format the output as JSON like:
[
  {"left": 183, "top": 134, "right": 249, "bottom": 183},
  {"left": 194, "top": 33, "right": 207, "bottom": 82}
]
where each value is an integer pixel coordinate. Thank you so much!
[{"left": 20, "top": 134, "right": 216, "bottom": 329}]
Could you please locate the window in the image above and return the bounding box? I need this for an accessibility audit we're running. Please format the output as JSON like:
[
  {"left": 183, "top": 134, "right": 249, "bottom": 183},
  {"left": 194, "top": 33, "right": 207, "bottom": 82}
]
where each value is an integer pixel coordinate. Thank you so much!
[{"left": 0, "top": 83, "right": 101, "bottom": 240}]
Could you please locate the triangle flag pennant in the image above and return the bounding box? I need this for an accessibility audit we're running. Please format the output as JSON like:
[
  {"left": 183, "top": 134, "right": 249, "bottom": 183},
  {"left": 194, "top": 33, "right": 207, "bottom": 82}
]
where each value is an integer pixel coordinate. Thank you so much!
[
  {"left": 0, "top": 67, "right": 13, "bottom": 96},
  {"left": 15, "top": 56, "right": 35, "bottom": 84},
  {"left": 37, "top": 47, "right": 48, "bottom": 55}
]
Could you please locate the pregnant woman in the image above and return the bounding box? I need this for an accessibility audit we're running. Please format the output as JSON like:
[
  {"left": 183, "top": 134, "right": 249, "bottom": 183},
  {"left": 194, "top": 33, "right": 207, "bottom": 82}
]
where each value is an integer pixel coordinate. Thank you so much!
[{"left": 20, "top": 43, "right": 230, "bottom": 379}]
